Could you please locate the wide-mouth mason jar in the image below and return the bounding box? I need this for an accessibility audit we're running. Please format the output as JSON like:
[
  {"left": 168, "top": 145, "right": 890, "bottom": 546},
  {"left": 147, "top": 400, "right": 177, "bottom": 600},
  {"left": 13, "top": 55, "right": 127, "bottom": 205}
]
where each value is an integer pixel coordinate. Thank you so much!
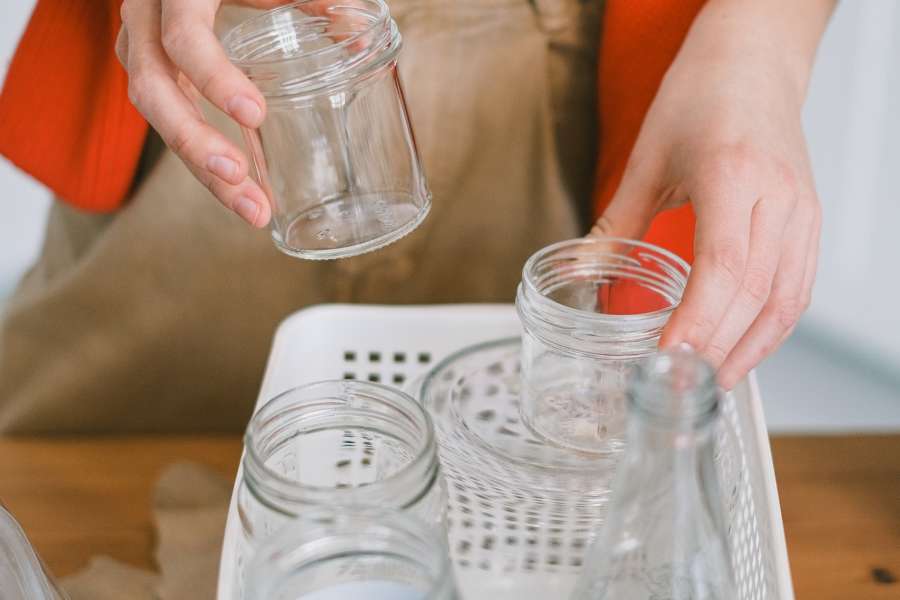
[
  {"left": 245, "top": 509, "right": 458, "bottom": 600},
  {"left": 516, "top": 237, "right": 690, "bottom": 454},
  {"left": 235, "top": 380, "right": 446, "bottom": 595},
  {"left": 223, "top": 0, "right": 431, "bottom": 259}
]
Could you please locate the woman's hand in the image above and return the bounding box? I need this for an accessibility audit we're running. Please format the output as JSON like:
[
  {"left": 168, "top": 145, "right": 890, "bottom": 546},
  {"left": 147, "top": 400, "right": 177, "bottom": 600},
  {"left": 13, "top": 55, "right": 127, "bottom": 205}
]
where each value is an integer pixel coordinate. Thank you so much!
[
  {"left": 116, "top": 1, "right": 290, "bottom": 227},
  {"left": 591, "top": 0, "right": 834, "bottom": 388}
]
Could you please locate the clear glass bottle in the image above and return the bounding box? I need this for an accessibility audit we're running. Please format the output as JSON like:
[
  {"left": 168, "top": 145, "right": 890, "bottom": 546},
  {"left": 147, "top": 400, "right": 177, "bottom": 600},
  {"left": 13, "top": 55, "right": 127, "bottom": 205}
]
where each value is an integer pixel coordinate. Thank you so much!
[
  {"left": 236, "top": 380, "right": 446, "bottom": 594},
  {"left": 223, "top": 0, "right": 431, "bottom": 259},
  {"left": 245, "top": 509, "right": 458, "bottom": 600},
  {"left": 573, "top": 348, "right": 737, "bottom": 600},
  {"left": 0, "top": 503, "right": 66, "bottom": 600},
  {"left": 516, "top": 237, "right": 689, "bottom": 454}
]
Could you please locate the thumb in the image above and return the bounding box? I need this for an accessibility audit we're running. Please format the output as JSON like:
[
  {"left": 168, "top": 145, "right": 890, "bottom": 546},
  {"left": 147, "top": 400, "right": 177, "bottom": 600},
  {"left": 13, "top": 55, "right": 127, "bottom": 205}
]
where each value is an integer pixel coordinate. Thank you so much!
[{"left": 588, "top": 157, "right": 665, "bottom": 241}]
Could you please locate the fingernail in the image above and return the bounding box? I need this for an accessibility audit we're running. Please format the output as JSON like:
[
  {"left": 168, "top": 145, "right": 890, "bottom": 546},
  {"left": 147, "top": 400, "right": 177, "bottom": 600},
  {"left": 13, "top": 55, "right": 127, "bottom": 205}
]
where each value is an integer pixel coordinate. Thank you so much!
[
  {"left": 207, "top": 155, "right": 238, "bottom": 182},
  {"left": 227, "top": 95, "right": 262, "bottom": 127},
  {"left": 590, "top": 217, "right": 613, "bottom": 237},
  {"left": 234, "top": 195, "right": 260, "bottom": 226},
  {"left": 676, "top": 342, "right": 696, "bottom": 353}
]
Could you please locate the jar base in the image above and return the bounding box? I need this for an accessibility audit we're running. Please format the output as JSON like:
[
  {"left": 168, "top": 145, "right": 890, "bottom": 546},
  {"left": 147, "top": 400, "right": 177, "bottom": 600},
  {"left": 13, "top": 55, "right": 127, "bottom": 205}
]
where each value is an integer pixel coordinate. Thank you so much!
[{"left": 273, "top": 191, "right": 431, "bottom": 260}]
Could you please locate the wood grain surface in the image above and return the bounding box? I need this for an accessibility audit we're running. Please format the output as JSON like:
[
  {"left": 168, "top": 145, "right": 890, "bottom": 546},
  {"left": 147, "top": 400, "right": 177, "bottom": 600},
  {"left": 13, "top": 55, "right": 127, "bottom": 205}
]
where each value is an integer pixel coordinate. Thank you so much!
[{"left": 0, "top": 435, "right": 896, "bottom": 598}]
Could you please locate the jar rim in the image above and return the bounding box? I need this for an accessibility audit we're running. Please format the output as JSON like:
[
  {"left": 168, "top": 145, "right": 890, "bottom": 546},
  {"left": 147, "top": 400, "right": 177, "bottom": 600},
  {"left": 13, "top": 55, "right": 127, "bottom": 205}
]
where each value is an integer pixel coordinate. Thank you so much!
[
  {"left": 520, "top": 236, "right": 690, "bottom": 326},
  {"left": 222, "top": 0, "right": 400, "bottom": 100},
  {"left": 223, "top": 1, "right": 388, "bottom": 65},
  {"left": 243, "top": 379, "right": 438, "bottom": 508}
]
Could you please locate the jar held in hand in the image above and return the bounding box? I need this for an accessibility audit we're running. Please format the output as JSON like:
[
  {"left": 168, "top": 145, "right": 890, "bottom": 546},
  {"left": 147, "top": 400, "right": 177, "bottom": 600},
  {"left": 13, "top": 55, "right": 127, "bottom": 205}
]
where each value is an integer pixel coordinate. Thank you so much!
[{"left": 223, "top": 0, "right": 431, "bottom": 260}]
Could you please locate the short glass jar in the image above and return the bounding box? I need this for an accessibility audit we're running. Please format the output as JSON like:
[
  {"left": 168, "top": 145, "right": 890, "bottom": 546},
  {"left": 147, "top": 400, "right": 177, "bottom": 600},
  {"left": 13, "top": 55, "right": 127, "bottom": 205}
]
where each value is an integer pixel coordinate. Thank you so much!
[
  {"left": 516, "top": 237, "right": 690, "bottom": 454},
  {"left": 235, "top": 380, "right": 446, "bottom": 594},
  {"left": 245, "top": 509, "right": 458, "bottom": 600},
  {"left": 223, "top": 0, "right": 431, "bottom": 259}
]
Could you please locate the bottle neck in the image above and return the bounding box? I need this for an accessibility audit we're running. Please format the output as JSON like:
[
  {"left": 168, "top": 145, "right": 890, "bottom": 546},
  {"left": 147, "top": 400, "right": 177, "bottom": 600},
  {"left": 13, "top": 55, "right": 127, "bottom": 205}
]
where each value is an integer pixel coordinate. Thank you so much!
[
  {"left": 617, "top": 347, "right": 724, "bottom": 502},
  {"left": 623, "top": 413, "right": 717, "bottom": 482}
]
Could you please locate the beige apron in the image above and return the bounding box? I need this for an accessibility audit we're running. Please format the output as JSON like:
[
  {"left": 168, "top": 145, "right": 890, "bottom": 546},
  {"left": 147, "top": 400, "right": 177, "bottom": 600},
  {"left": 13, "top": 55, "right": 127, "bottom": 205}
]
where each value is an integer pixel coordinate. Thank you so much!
[{"left": 0, "top": 0, "right": 601, "bottom": 433}]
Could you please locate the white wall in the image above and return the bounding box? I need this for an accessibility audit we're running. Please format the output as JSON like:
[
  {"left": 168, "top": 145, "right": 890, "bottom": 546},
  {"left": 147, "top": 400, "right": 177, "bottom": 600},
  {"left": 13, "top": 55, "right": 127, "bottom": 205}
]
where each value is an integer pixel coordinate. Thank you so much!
[
  {"left": 0, "top": 0, "right": 49, "bottom": 299},
  {"left": 802, "top": 0, "right": 900, "bottom": 372}
]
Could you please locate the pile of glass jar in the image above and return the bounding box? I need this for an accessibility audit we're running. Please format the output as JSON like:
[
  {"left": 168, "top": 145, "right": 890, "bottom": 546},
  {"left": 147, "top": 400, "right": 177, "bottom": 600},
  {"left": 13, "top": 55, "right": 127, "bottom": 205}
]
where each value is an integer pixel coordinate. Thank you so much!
[
  {"left": 219, "top": 6, "right": 738, "bottom": 585},
  {"left": 234, "top": 235, "right": 738, "bottom": 599}
]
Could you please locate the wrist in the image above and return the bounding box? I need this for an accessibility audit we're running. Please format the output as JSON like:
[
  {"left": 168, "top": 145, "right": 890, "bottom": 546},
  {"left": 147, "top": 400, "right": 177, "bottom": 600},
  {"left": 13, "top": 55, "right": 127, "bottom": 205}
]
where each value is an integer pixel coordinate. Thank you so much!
[{"left": 678, "top": 0, "right": 835, "bottom": 105}]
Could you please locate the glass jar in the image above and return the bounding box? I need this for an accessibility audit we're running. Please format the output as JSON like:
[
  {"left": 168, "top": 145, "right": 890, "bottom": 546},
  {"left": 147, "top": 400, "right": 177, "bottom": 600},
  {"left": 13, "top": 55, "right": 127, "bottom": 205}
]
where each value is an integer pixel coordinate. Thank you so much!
[
  {"left": 245, "top": 509, "right": 458, "bottom": 600},
  {"left": 236, "top": 380, "right": 446, "bottom": 595},
  {"left": 223, "top": 0, "right": 431, "bottom": 259},
  {"left": 516, "top": 237, "right": 689, "bottom": 454}
]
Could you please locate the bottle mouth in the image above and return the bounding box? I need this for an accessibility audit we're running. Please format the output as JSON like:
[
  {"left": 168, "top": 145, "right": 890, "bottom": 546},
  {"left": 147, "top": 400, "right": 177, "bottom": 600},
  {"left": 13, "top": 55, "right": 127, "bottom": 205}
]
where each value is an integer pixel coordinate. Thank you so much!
[
  {"left": 246, "top": 509, "right": 453, "bottom": 599},
  {"left": 628, "top": 347, "right": 719, "bottom": 425},
  {"left": 222, "top": 0, "right": 400, "bottom": 102},
  {"left": 243, "top": 380, "right": 438, "bottom": 511},
  {"left": 516, "top": 237, "right": 690, "bottom": 357}
]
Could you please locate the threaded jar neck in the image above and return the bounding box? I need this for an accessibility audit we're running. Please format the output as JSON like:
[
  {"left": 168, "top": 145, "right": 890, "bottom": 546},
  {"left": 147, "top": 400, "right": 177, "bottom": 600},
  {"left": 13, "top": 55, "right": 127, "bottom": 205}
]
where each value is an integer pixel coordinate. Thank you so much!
[
  {"left": 516, "top": 237, "right": 689, "bottom": 359},
  {"left": 222, "top": 0, "right": 401, "bottom": 104},
  {"left": 243, "top": 380, "right": 439, "bottom": 514}
]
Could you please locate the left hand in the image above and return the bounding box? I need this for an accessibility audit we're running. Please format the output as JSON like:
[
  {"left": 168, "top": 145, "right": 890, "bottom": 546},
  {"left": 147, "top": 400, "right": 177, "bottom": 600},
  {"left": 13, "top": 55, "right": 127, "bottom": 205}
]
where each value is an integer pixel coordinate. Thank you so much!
[{"left": 590, "top": 1, "right": 827, "bottom": 388}]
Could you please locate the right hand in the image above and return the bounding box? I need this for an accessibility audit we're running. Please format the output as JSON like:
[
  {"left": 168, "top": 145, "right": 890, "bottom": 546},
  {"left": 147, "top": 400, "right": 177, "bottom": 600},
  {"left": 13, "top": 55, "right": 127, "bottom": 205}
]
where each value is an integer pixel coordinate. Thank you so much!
[{"left": 116, "top": 1, "right": 291, "bottom": 227}]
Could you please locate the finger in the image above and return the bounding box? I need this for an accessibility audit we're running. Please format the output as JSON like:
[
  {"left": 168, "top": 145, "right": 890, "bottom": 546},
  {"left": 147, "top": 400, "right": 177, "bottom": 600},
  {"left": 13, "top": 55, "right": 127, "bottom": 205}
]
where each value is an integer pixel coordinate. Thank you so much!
[
  {"left": 589, "top": 151, "right": 671, "bottom": 240},
  {"left": 774, "top": 205, "right": 820, "bottom": 348},
  {"left": 185, "top": 160, "right": 272, "bottom": 228},
  {"left": 160, "top": 1, "right": 265, "bottom": 129},
  {"left": 115, "top": 26, "right": 129, "bottom": 68},
  {"left": 226, "top": 0, "right": 294, "bottom": 7},
  {"left": 699, "top": 193, "right": 793, "bottom": 367},
  {"left": 659, "top": 179, "right": 754, "bottom": 353},
  {"left": 801, "top": 200, "right": 822, "bottom": 297},
  {"left": 717, "top": 199, "right": 817, "bottom": 388},
  {"left": 125, "top": 0, "right": 245, "bottom": 182},
  {"left": 122, "top": 0, "right": 269, "bottom": 225}
]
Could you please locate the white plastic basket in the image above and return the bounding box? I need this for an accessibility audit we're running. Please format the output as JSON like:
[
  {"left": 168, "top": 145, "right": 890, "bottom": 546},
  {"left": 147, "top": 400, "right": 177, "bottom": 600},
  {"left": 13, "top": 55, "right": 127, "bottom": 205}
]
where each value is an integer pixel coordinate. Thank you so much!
[{"left": 217, "top": 304, "right": 794, "bottom": 599}]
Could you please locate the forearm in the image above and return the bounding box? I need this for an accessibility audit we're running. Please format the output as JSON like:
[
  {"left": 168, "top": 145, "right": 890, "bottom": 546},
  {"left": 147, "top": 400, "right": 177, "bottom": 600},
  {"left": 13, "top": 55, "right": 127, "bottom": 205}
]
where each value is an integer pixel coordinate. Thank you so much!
[{"left": 677, "top": 0, "right": 837, "bottom": 104}]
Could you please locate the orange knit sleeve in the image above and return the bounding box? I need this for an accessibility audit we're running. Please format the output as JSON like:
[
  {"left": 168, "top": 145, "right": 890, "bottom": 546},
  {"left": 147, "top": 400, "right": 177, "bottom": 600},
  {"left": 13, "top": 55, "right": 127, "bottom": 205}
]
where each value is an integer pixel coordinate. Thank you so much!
[
  {"left": 0, "top": 0, "right": 148, "bottom": 212},
  {"left": 594, "top": 0, "right": 707, "bottom": 264}
]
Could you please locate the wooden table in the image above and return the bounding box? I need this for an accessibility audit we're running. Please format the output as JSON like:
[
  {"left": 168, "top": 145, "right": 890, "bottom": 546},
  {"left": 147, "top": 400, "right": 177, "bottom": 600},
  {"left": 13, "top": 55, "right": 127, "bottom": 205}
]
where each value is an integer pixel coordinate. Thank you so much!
[{"left": 0, "top": 435, "right": 897, "bottom": 599}]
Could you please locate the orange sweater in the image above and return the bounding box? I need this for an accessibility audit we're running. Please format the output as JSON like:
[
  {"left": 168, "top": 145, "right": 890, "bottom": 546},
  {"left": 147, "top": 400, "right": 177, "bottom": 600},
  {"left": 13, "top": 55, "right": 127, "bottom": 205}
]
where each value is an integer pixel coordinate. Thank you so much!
[
  {"left": 0, "top": 0, "right": 147, "bottom": 213},
  {"left": 594, "top": 0, "right": 704, "bottom": 263},
  {"left": 0, "top": 0, "right": 701, "bottom": 259}
]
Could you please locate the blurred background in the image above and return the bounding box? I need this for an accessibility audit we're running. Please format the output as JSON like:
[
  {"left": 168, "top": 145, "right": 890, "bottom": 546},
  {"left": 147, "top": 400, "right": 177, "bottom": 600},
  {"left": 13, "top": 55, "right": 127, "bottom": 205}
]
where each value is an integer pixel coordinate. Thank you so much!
[{"left": 1, "top": 0, "right": 898, "bottom": 433}]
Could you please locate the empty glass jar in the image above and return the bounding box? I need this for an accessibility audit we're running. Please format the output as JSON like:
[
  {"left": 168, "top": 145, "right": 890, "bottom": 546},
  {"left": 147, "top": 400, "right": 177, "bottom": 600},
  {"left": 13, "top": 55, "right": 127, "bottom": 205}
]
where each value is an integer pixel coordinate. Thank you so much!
[
  {"left": 223, "top": 0, "right": 431, "bottom": 259},
  {"left": 236, "top": 380, "right": 446, "bottom": 595},
  {"left": 245, "top": 509, "right": 458, "bottom": 600},
  {"left": 516, "top": 237, "right": 689, "bottom": 454}
]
